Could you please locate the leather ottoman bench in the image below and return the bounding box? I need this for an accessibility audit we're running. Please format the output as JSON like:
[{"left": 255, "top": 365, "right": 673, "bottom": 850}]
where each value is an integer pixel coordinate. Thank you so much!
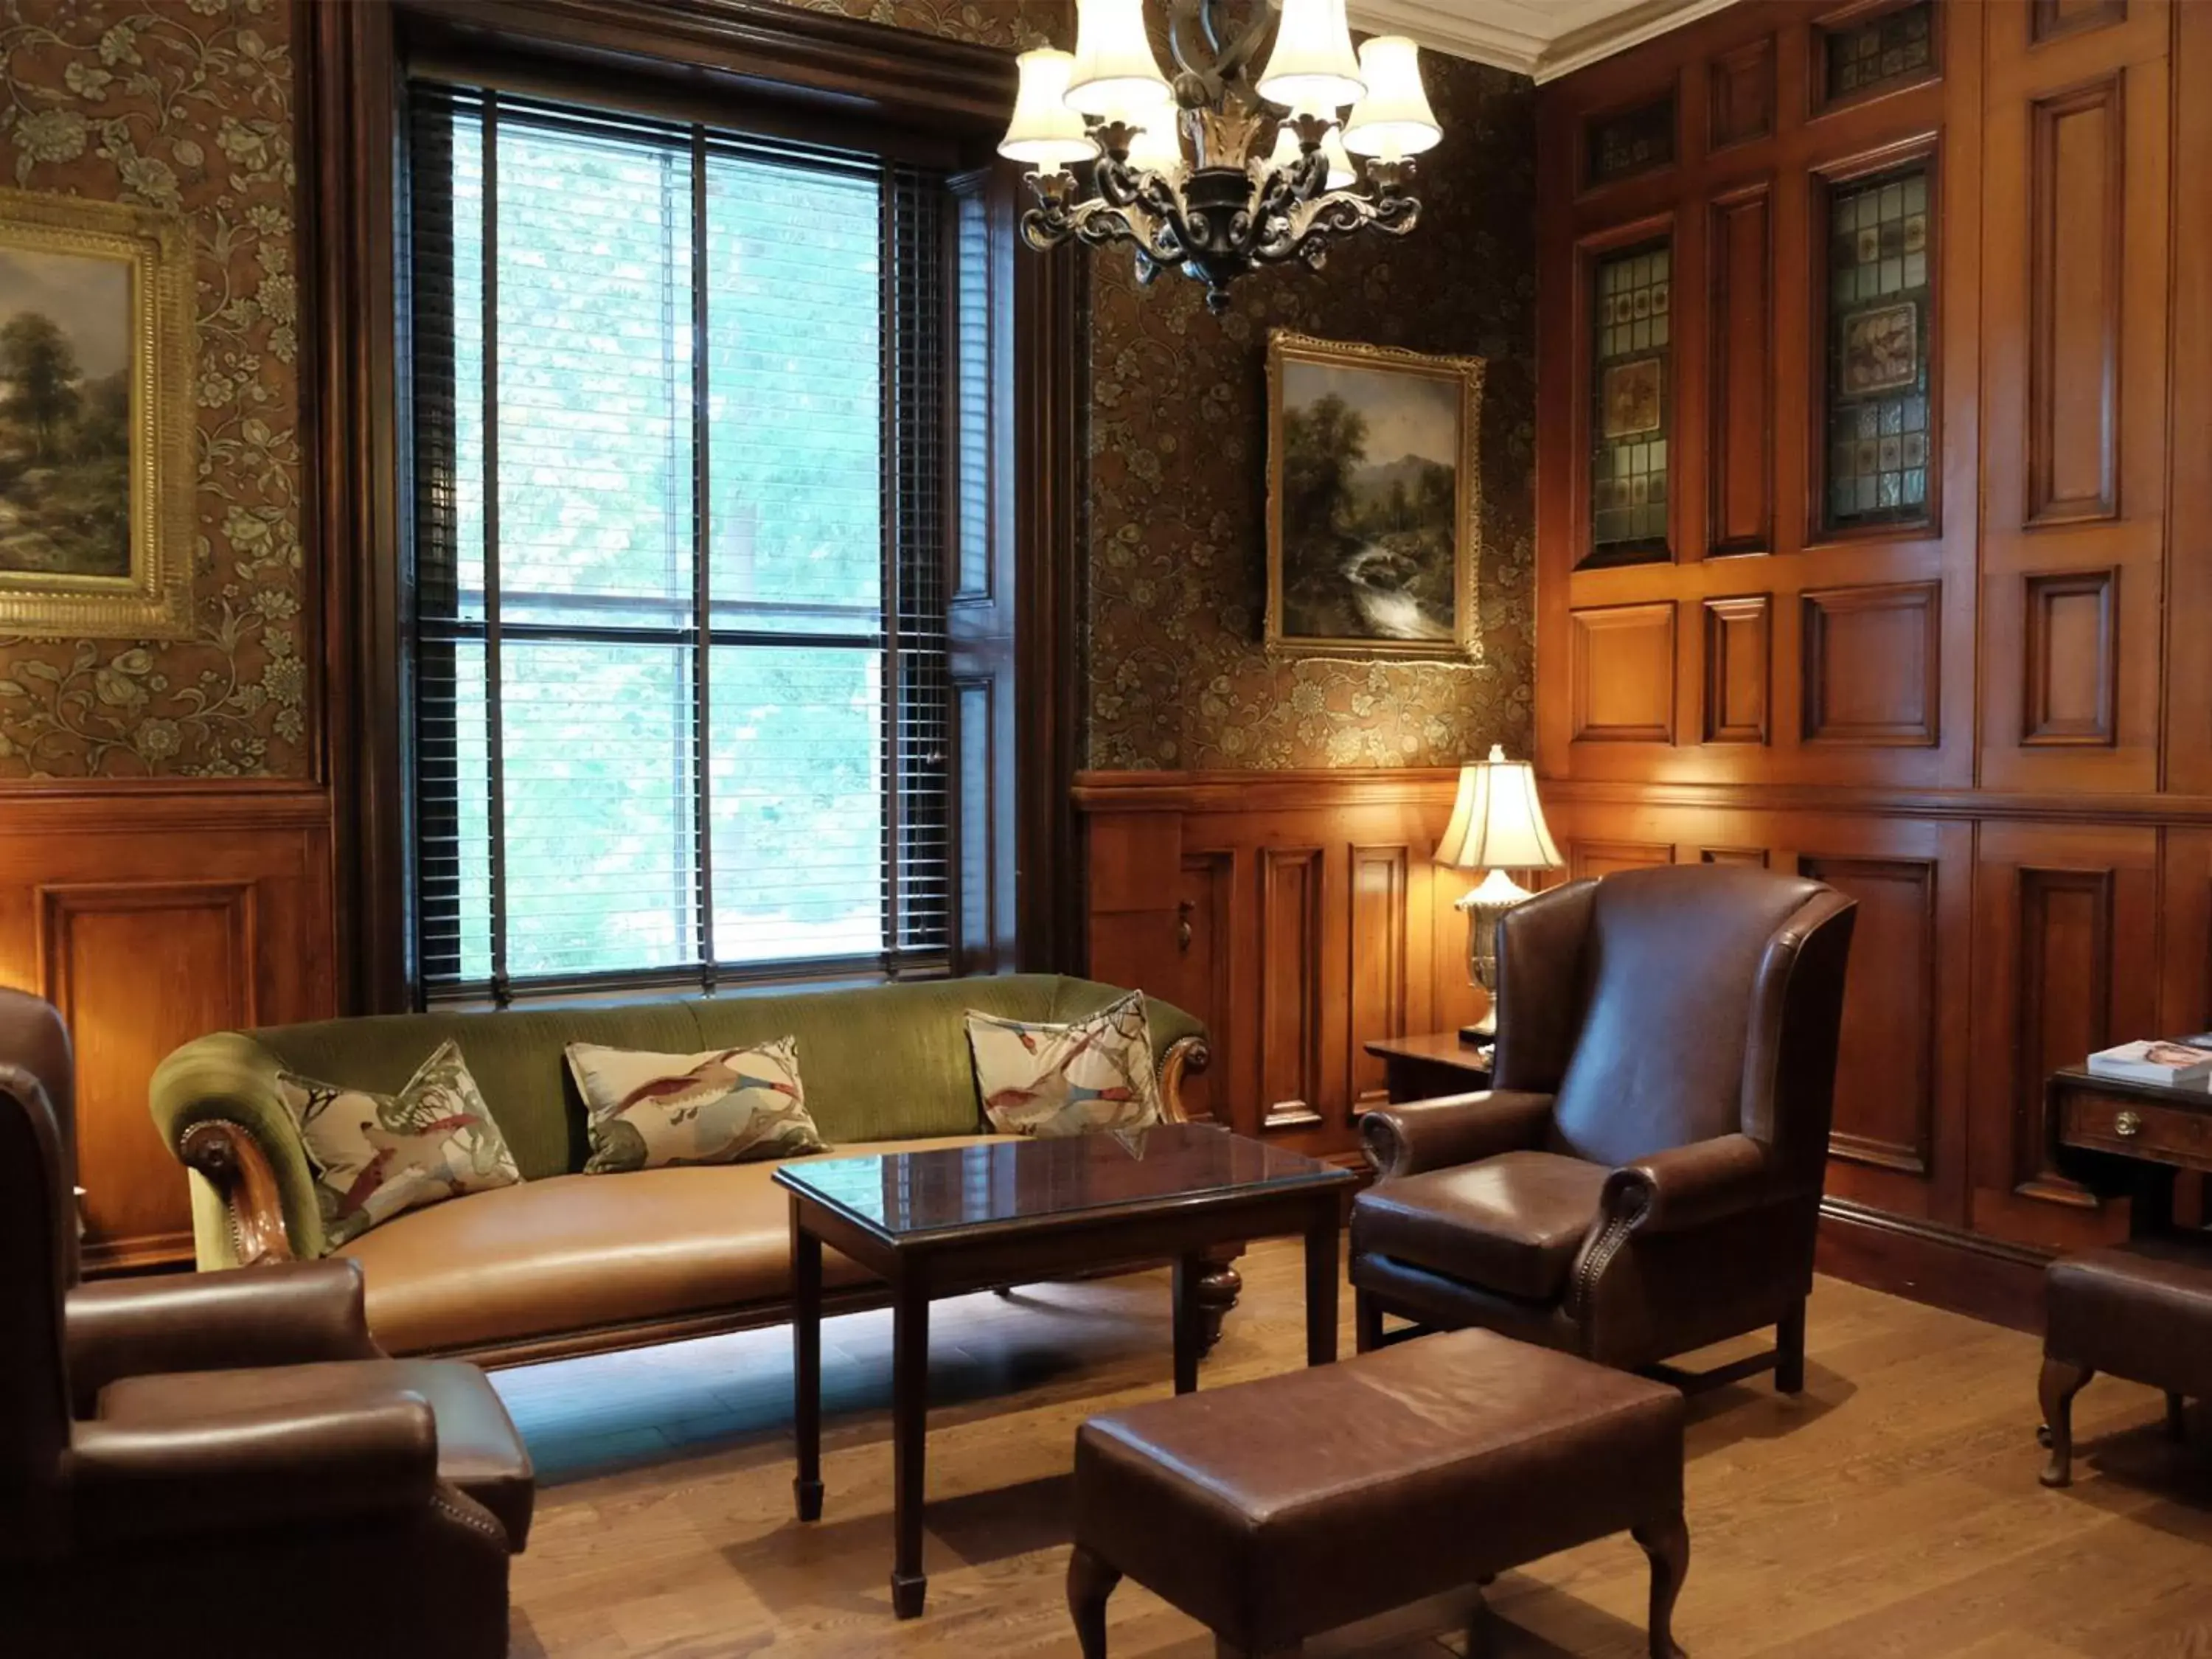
[
  {"left": 1066, "top": 1328, "right": 1688, "bottom": 1658},
  {"left": 2039, "top": 1236, "right": 2212, "bottom": 1488}
]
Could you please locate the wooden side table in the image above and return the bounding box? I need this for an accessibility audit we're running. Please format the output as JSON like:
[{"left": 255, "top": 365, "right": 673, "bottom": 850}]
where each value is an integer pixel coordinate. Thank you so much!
[{"left": 1363, "top": 1031, "right": 1494, "bottom": 1106}]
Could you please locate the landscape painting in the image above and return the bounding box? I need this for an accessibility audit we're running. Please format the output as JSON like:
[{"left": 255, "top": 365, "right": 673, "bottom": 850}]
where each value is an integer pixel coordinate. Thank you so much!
[
  {"left": 0, "top": 246, "right": 132, "bottom": 579},
  {"left": 0, "top": 188, "right": 194, "bottom": 639},
  {"left": 1266, "top": 332, "right": 1483, "bottom": 658}
]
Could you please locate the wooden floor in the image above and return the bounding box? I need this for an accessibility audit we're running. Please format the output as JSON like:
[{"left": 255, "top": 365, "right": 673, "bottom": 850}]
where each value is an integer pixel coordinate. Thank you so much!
[{"left": 491, "top": 1241, "right": 2212, "bottom": 1658}]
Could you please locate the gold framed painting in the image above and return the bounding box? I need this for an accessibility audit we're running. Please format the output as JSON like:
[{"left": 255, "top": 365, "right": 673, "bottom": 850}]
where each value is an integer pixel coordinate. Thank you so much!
[
  {"left": 0, "top": 187, "right": 195, "bottom": 639},
  {"left": 1265, "top": 331, "right": 1484, "bottom": 660}
]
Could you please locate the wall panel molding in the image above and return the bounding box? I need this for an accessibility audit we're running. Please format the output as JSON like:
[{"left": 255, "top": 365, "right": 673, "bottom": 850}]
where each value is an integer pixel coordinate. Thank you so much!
[
  {"left": 1571, "top": 602, "right": 1677, "bottom": 743},
  {"left": 1258, "top": 848, "right": 1326, "bottom": 1130},
  {"left": 2020, "top": 568, "right": 2118, "bottom": 745},
  {"left": 1800, "top": 855, "right": 1938, "bottom": 1178},
  {"left": 1348, "top": 844, "right": 1411, "bottom": 1110},
  {"left": 1707, "top": 184, "right": 1773, "bottom": 555},
  {"left": 1801, "top": 582, "right": 1942, "bottom": 746},
  {"left": 1702, "top": 594, "right": 1771, "bottom": 744},
  {"left": 2025, "top": 72, "right": 2125, "bottom": 526}
]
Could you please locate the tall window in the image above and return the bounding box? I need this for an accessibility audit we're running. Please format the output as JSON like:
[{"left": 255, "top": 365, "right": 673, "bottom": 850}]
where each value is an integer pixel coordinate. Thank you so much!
[{"left": 407, "top": 86, "right": 956, "bottom": 1001}]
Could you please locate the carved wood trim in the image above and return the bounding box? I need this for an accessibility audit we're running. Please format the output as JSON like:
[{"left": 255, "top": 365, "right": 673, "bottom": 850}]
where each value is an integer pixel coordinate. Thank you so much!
[
  {"left": 2030, "top": 0, "right": 2128, "bottom": 49},
  {"left": 1347, "top": 844, "right": 1411, "bottom": 1111},
  {"left": 1702, "top": 594, "right": 1771, "bottom": 744},
  {"left": 178, "top": 1119, "right": 296, "bottom": 1266},
  {"left": 2021, "top": 568, "right": 2118, "bottom": 746},
  {"left": 1801, "top": 853, "right": 1938, "bottom": 1177},
  {"left": 2025, "top": 72, "right": 2125, "bottom": 527},
  {"left": 1801, "top": 582, "right": 1942, "bottom": 746},
  {"left": 1157, "top": 1034, "right": 1213, "bottom": 1126},
  {"left": 2011, "top": 865, "right": 2113, "bottom": 1208},
  {"left": 1258, "top": 847, "right": 1324, "bottom": 1130}
]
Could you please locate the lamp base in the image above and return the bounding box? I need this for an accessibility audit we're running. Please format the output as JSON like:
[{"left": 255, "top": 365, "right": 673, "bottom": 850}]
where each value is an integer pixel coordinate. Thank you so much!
[{"left": 1458, "top": 1014, "right": 1495, "bottom": 1046}]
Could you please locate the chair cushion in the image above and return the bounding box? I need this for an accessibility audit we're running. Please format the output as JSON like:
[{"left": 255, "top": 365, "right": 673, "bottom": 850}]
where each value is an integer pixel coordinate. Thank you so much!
[
  {"left": 1074, "top": 1328, "right": 1684, "bottom": 1651},
  {"left": 98, "top": 1356, "right": 535, "bottom": 1551},
  {"left": 1350, "top": 1150, "right": 1607, "bottom": 1302},
  {"left": 337, "top": 1135, "right": 1013, "bottom": 1354}
]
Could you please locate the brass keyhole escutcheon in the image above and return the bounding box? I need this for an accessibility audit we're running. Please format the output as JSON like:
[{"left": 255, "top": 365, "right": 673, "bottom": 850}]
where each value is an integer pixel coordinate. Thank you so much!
[{"left": 2114, "top": 1110, "right": 2143, "bottom": 1138}]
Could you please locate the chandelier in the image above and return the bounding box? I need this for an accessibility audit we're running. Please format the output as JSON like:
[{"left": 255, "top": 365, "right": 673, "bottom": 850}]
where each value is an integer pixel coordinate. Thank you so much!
[{"left": 996, "top": 0, "right": 1443, "bottom": 312}]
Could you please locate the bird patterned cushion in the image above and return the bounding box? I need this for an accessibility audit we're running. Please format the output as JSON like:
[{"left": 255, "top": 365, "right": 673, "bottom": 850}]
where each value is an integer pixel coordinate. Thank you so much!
[
  {"left": 276, "top": 1040, "right": 522, "bottom": 1250},
  {"left": 565, "top": 1036, "right": 827, "bottom": 1175},
  {"left": 964, "top": 990, "right": 1166, "bottom": 1138}
]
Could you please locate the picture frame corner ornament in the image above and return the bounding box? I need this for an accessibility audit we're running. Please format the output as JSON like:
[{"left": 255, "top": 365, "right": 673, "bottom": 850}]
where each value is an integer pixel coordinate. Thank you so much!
[{"left": 0, "top": 186, "right": 196, "bottom": 641}]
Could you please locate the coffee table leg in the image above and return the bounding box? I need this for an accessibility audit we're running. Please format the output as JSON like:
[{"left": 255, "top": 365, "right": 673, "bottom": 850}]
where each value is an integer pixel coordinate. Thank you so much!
[
  {"left": 1172, "top": 1253, "right": 1204, "bottom": 1395},
  {"left": 1304, "top": 1204, "right": 1340, "bottom": 1367},
  {"left": 791, "top": 1206, "right": 823, "bottom": 1523},
  {"left": 891, "top": 1271, "right": 930, "bottom": 1618}
]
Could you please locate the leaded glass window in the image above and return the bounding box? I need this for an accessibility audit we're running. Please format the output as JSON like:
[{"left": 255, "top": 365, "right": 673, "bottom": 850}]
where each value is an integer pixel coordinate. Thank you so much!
[
  {"left": 1587, "top": 96, "right": 1674, "bottom": 188},
  {"left": 1587, "top": 240, "right": 1671, "bottom": 566},
  {"left": 1823, "top": 164, "right": 1932, "bottom": 535},
  {"left": 1823, "top": 1, "right": 1935, "bottom": 105}
]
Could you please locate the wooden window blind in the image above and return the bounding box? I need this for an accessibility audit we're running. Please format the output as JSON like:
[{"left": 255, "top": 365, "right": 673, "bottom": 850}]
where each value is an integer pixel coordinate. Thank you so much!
[{"left": 406, "top": 83, "right": 956, "bottom": 1002}]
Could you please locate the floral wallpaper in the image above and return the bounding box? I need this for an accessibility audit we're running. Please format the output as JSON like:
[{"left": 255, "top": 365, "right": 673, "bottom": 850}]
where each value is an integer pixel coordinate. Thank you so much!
[
  {"left": 1085, "top": 48, "right": 1536, "bottom": 770},
  {"left": 0, "top": 0, "right": 300, "bottom": 779},
  {"left": 778, "top": 4, "right": 1537, "bottom": 771},
  {"left": 796, "top": 0, "right": 1540, "bottom": 774}
]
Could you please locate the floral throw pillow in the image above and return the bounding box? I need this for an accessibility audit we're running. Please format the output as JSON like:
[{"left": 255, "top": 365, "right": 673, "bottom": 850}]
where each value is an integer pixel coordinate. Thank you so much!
[
  {"left": 965, "top": 991, "right": 1166, "bottom": 1138},
  {"left": 276, "top": 1040, "right": 522, "bottom": 1250},
  {"left": 565, "top": 1037, "right": 827, "bottom": 1175}
]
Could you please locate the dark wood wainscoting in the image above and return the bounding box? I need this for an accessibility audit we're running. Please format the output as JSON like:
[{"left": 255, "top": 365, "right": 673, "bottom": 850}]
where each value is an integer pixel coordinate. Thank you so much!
[
  {"left": 0, "top": 785, "right": 336, "bottom": 1270},
  {"left": 1535, "top": 0, "right": 2212, "bottom": 1327},
  {"left": 1076, "top": 770, "right": 1482, "bottom": 1164}
]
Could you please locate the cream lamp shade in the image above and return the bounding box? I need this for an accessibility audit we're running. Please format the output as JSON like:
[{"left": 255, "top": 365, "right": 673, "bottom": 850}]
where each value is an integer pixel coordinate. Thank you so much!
[
  {"left": 1255, "top": 0, "right": 1366, "bottom": 114},
  {"left": 1265, "top": 122, "right": 1357, "bottom": 190},
  {"left": 1436, "top": 745, "right": 1562, "bottom": 873},
  {"left": 999, "top": 49, "right": 1102, "bottom": 171},
  {"left": 1342, "top": 35, "right": 1442, "bottom": 159},
  {"left": 1066, "top": 0, "right": 1175, "bottom": 122},
  {"left": 1125, "top": 116, "right": 1187, "bottom": 176}
]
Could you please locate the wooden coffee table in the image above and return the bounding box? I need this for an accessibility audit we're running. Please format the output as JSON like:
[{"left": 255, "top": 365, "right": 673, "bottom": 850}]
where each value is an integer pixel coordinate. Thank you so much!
[{"left": 775, "top": 1122, "right": 1354, "bottom": 1618}]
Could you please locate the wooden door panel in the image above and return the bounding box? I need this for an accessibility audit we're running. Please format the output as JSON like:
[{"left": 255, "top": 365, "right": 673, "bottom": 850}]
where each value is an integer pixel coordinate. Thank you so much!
[{"left": 1968, "top": 821, "right": 2153, "bottom": 1251}]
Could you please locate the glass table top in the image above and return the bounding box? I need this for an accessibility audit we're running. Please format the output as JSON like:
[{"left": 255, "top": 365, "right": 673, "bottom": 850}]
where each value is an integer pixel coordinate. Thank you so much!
[{"left": 773, "top": 1121, "right": 1349, "bottom": 1239}]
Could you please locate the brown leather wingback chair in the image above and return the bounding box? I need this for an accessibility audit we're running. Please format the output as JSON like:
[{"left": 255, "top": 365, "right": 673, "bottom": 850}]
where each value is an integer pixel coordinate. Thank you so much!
[
  {"left": 1350, "top": 865, "right": 1856, "bottom": 1389},
  {"left": 0, "top": 990, "right": 532, "bottom": 1659}
]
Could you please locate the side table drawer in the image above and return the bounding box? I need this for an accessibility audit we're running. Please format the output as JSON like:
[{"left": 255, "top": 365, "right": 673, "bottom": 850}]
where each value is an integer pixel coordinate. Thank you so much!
[{"left": 2062, "top": 1091, "right": 2212, "bottom": 1174}]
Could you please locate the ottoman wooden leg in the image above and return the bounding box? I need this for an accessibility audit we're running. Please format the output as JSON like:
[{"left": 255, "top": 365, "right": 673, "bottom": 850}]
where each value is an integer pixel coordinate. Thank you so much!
[
  {"left": 2168, "top": 1392, "right": 2188, "bottom": 1443},
  {"left": 1632, "top": 1510, "right": 1689, "bottom": 1659},
  {"left": 1068, "top": 1545, "right": 1121, "bottom": 1659},
  {"left": 2037, "top": 1357, "right": 2095, "bottom": 1489}
]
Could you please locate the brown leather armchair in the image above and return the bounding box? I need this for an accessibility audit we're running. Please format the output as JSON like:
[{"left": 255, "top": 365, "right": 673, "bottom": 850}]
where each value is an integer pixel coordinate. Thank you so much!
[
  {"left": 0, "top": 990, "right": 532, "bottom": 1659},
  {"left": 1350, "top": 865, "right": 1856, "bottom": 1389}
]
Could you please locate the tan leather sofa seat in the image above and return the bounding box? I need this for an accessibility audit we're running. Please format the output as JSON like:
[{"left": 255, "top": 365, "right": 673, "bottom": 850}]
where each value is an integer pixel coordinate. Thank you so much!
[{"left": 338, "top": 1136, "right": 1014, "bottom": 1354}]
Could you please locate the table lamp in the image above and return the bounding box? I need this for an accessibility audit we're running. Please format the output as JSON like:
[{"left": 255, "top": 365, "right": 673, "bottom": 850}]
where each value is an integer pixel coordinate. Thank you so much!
[{"left": 1436, "top": 744, "right": 1562, "bottom": 1044}]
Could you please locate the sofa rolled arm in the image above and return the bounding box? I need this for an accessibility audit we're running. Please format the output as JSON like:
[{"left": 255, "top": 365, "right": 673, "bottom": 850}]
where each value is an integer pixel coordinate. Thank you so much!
[
  {"left": 71, "top": 1391, "right": 439, "bottom": 1547},
  {"left": 1600, "top": 1133, "right": 1770, "bottom": 1235},
  {"left": 1157, "top": 1034, "right": 1211, "bottom": 1124},
  {"left": 151, "top": 1030, "right": 327, "bottom": 1267},
  {"left": 1360, "top": 1090, "right": 1557, "bottom": 1180},
  {"left": 66, "top": 1258, "right": 383, "bottom": 1417}
]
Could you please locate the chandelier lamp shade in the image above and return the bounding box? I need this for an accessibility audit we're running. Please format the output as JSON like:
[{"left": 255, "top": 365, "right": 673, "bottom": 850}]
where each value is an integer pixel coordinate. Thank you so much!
[{"left": 996, "top": 0, "right": 1442, "bottom": 312}]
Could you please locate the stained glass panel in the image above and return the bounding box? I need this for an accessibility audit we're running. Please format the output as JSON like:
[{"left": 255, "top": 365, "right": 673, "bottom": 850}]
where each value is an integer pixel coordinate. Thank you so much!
[
  {"left": 1823, "top": 1, "right": 1935, "bottom": 105},
  {"left": 1587, "top": 96, "right": 1675, "bottom": 188},
  {"left": 1586, "top": 240, "right": 1671, "bottom": 565},
  {"left": 1823, "top": 164, "right": 1932, "bottom": 534}
]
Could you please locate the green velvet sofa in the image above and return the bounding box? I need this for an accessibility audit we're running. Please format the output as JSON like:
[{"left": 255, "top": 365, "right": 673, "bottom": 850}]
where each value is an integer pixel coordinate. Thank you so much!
[{"left": 150, "top": 974, "right": 1213, "bottom": 1366}]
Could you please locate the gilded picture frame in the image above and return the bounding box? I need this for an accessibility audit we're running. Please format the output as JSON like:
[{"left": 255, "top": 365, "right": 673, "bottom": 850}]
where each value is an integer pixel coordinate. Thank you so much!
[
  {"left": 1265, "top": 330, "right": 1484, "bottom": 661},
  {"left": 0, "top": 187, "right": 195, "bottom": 639}
]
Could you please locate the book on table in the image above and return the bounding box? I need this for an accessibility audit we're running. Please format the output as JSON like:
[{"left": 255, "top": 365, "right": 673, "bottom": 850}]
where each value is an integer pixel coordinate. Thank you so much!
[{"left": 2087, "top": 1037, "right": 2212, "bottom": 1088}]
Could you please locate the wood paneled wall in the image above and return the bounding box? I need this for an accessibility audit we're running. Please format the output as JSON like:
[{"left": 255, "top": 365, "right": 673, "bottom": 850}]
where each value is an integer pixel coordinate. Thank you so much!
[
  {"left": 1534, "top": 0, "right": 2212, "bottom": 1322},
  {"left": 1077, "top": 772, "right": 1482, "bottom": 1161},
  {"left": 0, "top": 787, "right": 335, "bottom": 1270}
]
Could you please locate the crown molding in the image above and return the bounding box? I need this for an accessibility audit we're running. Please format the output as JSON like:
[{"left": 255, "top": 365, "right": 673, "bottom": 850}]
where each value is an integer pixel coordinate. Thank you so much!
[{"left": 1350, "top": 0, "right": 1739, "bottom": 83}]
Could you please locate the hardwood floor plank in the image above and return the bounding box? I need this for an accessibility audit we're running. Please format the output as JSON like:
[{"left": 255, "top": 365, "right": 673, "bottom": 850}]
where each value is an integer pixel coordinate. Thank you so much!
[{"left": 492, "top": 1242, "right": 2210, "bottom": 1657}]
